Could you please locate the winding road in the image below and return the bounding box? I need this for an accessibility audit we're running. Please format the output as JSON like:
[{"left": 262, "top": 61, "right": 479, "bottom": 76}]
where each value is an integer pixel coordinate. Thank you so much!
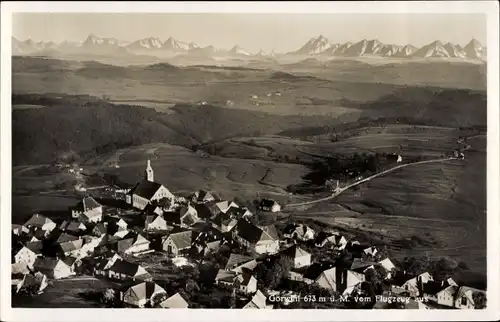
[{"left": 284, "top": 137, "right": 472, "bottom": 209}]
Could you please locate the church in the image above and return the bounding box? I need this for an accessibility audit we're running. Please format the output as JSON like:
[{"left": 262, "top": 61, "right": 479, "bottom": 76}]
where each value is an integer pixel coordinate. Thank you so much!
[{"left": 126, "top": 160, "right": 175, "bottom": 210}]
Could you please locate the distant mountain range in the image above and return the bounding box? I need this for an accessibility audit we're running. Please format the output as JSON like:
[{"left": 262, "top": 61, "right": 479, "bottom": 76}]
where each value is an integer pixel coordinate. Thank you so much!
[{"left": 12, "top": 34, "right": 486, "bottom": 61}]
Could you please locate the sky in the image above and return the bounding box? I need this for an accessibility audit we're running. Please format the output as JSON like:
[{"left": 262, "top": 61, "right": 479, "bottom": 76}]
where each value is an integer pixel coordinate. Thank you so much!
[{"left": 12, "top": 13, "right": 487, "bottom": 53}]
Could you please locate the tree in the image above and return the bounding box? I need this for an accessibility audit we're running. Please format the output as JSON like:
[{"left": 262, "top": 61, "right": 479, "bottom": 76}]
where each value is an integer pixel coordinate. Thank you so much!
[
  {"left": 472, "top": 291, "right": 487, "bottom": 309},
  {"left": 101, "top": 288, "right": 117, "bottom": 305}
]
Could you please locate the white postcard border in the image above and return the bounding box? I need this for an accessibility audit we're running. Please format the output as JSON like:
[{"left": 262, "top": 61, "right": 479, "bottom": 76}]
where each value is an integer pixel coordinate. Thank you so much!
[{"left": 1, "top": 1, "right": 499, "bottom": 321}]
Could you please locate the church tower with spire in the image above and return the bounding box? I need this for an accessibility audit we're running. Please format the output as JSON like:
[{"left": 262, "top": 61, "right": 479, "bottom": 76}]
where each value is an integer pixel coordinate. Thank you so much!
[{"left": 145, "top": 159, "right": 154, "bottom": 182}]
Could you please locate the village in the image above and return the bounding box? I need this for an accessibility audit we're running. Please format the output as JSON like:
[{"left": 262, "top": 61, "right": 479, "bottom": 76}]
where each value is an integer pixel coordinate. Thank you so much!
[{"left": 11, "top": 159, "right": 486, "bottom": 310}]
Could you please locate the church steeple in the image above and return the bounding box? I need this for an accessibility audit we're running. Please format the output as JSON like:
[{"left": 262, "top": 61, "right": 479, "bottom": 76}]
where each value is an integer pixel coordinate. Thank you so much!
[{"left": 145, "top": 159, "right": 154, "bottom": 182}]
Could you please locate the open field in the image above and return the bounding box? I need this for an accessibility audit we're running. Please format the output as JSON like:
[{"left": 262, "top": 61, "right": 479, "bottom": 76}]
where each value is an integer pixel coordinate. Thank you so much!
[
  {"left": 12, "top": 276, "right": 119, "bottom": 308},
  {"left": 287, "top": 136, "right": 486, "bottom": 275}
]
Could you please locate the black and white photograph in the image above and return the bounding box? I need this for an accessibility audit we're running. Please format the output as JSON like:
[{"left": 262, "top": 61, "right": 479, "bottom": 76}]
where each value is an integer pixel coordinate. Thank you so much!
[{"left": 1, "top": 2, "right": 499, "bottom": 321}]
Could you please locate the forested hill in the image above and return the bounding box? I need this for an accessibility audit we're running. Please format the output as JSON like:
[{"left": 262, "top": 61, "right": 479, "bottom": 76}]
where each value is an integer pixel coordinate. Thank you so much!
[
  {"left": 12, "top": 94, "right": 329, "bottom": 165},
  {"left": 12, "top": 88, "right": 487, "bottom": 166}
]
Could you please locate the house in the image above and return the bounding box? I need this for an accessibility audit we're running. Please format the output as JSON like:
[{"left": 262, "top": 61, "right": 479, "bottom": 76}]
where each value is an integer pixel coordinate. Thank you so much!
[
  {"left": 121, "top": 281, "right": 166, "bottom": 308},
  {"left": 107, "top": 259, "right": 152, "bottom": 281},
  {"left": 215, "top": 269, "right": 257, "bottom": 295},
  {"left": 71, "top": 197, "right": 103, "bottom": 223},
  {"left": 16, "top": 272, "right": 49, "bottom": 294},
  {"left": 56, "top": 233, "right": 79, "bottom": 244},
  {"left": 162, "top": 230, "right": 193, "bottom": 256},
  {"left": 126, "top": 161, "right": 174, "bottom": 210},
  {"left": 301, "top": 262, "right": 336, "bottom": 284},
  {"left": 225, "top": 253, "right": 258, "bottom": 273},
  {"left": 234, "top": 271, "right": 258, "bottom": 294},
  {"left": 315, "top": 266, "right": 366, "bottom": 295},
  {"left": 258, "top": 199, "right": 281, "bottom": 212},
  {"left": 62, "top": 256, "right": 80, "bottom": 274},
  {"left": 145, "top": 215, "right": 168, "bottom": 232},
  {"left": 179, "top": 204, "right": 199, "bottom": 226},
  {"left": 390, "top": 271, "right": 433, "bottom": 297},
  {"left": 33, "top": 257, "right": 74, "bottom": 279},
  {"left": 24, "top": 214, "right": 56, "bottom": 234},
  {"left": 92, "top": 223, "right": 108, "bottom": 237},
  {"left": 142, "top": 204, "right": 165, "bottom": 217},
  {"left": 363, "top": 246, "right": 378, "bottom": 257},
  {"left": 314, "top": 231, "right": 346, "bottom": 249},
  {"left": 59, "top": 220, "right": 87, "bottom": 234},
  {"left": 232, "top": 220, "right": 279, "bottom": 255},
  {"left": 106, "top": 216, "right": 129, "bottom": 231},
  {"left": 58, "top": 239, "right": 84, "bottom": 257},
  {"left": 422, "top": 280, "right": 456, "bottom": 304},
  {"left": 117, "top": 233, "right": 150, "bottom": 255},
  {"left": 12, "top": 224, "right": 29, "bottom": 236},
  {"left": 243, "top": 290, "right": 273, "bottom": 309},
  {"left": 221, "top": 218, "right": 238, "bottom": 233},
  {"left": 12, "top": 263, "right": 30, "bottom": 287},
  {"left": 200, "top": 240, "right": 221, "bottom": 256},
  {"left": 280, "top": 245, "right": 311, "bottom": 269},
  {"left": 454, "top": 286, "right": 486, "bottom": 309},
  {"left": 386, "top": 153, "right": 403, "bottom": 163},
  {"left": 283, "top": 223, "right": 315, "bottom": 241},
  {"left": 226, "top": 206, "right": 253, "bottom": 220},
  {"left": 190, "top": 190, "right": 217, "bottom": 204},
  {"left": 215, "top": 269, "right": 237, "bottom": 288},
  {"left": 215, "top": 200, "right": 239, "bottom": 214},
  {"left": 377, "top": 258, "right": 396, "bottom": 279},
  {"left": 13, "top": 244, "right": 42, "bottom": 269},
  {"left": 94, "top": 253, "right": 122, "bottom": 276},
  {"left": 159, "top": 293, "right": 189, "bottom": 308}
]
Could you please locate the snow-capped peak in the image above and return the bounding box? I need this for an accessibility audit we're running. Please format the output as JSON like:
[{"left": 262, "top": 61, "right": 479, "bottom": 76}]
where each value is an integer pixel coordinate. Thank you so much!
[
  {"left": 293, "top": 34, "right": 332, "bottom": 55},
  {"left": 229, "top": 45, "right": 251, "bottom": 56}
]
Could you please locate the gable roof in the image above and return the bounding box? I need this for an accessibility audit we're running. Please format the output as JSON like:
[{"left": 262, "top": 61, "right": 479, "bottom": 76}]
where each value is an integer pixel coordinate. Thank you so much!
[
  {"left": 59, "top": 239, "right": 84, "bottom": 253},
  {"left": 378, "top": 258, "right": 396, "bottom": 272},
  {"left": 302, "top": 262, "right": 335, "bottom": 281},
  {"left": 145, "top": 215, "right": 167, "bottom": 228},
  {"left": 215, "top": 269, "right": 237, "bottom": 283},
  {"left": 260, "top": 224, "right": 279, "bottom": 241},
  {"left": 62, "top": 256, "right": 78, "bottom": 267},
  {"left": 108, "top": 259, "right": 142, "bottom": 276},
  {"left": 75, "top": 197, "right": 102, "bottom": 212},
  {"left": 129, "top": 180, "right": 164, "bottom": 200},
  {"left": 159, "top": 293, "right": 189, "bottom": 308},
  {"left": 192, "top": 190, "right": 216, "bottom": 202},
  {"left": 245, "top": 290, "right": 268, "bottom": 309},
  {"left": 163, "top": 212, "right": 181, "bottom": 225},
  {"left": 235, "top": 271, "right": 255, "bottom": 286},
  {"left": 12, "top": 262, "right": 30, "bottom": 275},
  {"left": 456, "top": 286, "right": 486, "bottom": 303},
  {"left": 93, "top": 223, "right": 108, "bottom": 235},
  {"left": 194, "top": 203, "right": 215, "bottom": 219},
  {"left": 142, "top": 204, "right": 164, "bottom": 216},
  {"left": 60, "top": 220, "right": 86, "bottom": 232},
  {"left": 235, "top": 220, "right": 266, "bottom": 244},
  {"left": 56, "top": 233, "right": 79, "bottom": 244},
  {"left": 281, "top": 245, "right": 310, "bottom": 259},
  {"left": 24, "top": 214, "right": 54, "bottom": 228},
  {"left": 127, "top": 281, "right": 165, "bottom": 301},
  {"left": 422, "top": 280, "right": 450, "bottom": 296},
  {"left": 215, "top": 200, "right": 238, "bottom": 213},
  {"left": 25, "top": 241, "right": 43, "bottom": 254},
  {"left": 225, "top": 253, "right": 254, "bottom": 270},
  {"left": 390, "top": 271, "right": 416, "bottom": 287},
  {"left": 34, "top": 257, "right": 67, "bottom": 271},
  {"left": 350, "top": 258, "right": 377, "bottom": 272},
  {"left": 167, "top": 230, "right": 193, "bottom": 250},
  {"left": 283, "top": 223, "right": 299, "bottom": 235},
  {"left": 259, "top": 199, "right": 278, "bottom": 208}
]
